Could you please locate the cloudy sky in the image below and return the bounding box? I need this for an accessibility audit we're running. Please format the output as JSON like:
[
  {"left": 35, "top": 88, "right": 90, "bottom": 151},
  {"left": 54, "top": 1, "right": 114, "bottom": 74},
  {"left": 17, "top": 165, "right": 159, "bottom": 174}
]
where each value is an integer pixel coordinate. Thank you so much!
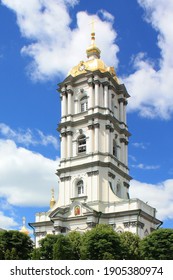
[{"left": 0, "top": 0, "right": 173, "bottom": 231}]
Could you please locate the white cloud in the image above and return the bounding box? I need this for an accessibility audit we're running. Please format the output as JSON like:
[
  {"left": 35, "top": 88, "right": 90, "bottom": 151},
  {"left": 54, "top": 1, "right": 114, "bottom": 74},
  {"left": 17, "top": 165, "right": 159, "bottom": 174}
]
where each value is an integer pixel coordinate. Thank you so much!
[
  {"left": 0, "top": 123, "right": 59, "bottom": 149},
  {"left": 124, "top": 0, "right": 173, "bottom": 119},
  {"left": 131, "top": 163, "right": 160, "bottom": 170},
  {"left": 1, "top": 0, "right": 118, "bottom": 81},
  {"left": 0, "top": 139, "right": 59, "bottom": 206},
  {"left": 0, "top": 211, "right": 18, "bottom": 229},
  {"left": 130, "top": 179, "right": 173, "bottom": 220},
  {"left": 132, "top": 142, "right": 148, "bottom": 149}
]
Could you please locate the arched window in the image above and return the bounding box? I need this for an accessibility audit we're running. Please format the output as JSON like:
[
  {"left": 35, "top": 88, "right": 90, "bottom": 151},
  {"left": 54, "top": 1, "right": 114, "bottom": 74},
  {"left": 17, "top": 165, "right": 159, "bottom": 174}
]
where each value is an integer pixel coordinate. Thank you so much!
[
  {"left": 80, "top": 96, "right": 88, "bottom": 112},
  {"left": 77, "top": 180, "right": 84, "bottom": 196},
  {"left": 78, "top": 135, "right": 86, "bottom": 153}
]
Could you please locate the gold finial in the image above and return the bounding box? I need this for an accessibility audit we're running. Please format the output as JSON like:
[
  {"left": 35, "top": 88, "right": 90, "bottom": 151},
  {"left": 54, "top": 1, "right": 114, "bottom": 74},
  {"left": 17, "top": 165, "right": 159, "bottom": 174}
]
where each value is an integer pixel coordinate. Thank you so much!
[
  {"left": 51, "top": 188, "right": 54, "bottom": 198},
  {"left": 50, "top": 187, "right": 56, "bottom": 208},
  {"left": 22, "top": 216, "right": 26, "bottom": 227},
  {"left": 20, "top": 216, "right": 29, "bottom": 235},
  {"left": 90, "top": 18, "right": 97, "bottom": 46},
  {"left": 86, "top": 18, "right": 100, "bottom": 59}
]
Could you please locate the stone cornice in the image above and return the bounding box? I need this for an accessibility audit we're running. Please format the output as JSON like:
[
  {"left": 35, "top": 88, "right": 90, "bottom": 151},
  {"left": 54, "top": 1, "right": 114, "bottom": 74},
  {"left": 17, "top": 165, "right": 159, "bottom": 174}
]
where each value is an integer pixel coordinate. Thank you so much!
[{"left": 57, "top": 157, "right": 132, "bottom": 181}]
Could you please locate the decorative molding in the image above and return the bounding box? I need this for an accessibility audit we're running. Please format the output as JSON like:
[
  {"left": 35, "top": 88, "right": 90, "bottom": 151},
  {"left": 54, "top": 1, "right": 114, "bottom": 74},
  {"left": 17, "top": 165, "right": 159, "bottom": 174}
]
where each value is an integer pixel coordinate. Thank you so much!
[
  {"left": 60, "top": 176, "right": 71, "bottom": 182},
  {"left": 120, "top": 137, "right": 128, "bottom": 145},
  {"left": 86, "top": 222, "right": 97, "bottom": 228},
  {"left": 87, "top": 170, "right": 99, "bottom": 176},
  {"left": 54, "top": 226, "right": 67, "bottom": 233},
  {"left": 108, "top": 171, "right": 115, "bottom": 179},
  {"left": 88, "top": 124, "right": 94, "bottom": 130},
  {"left": 105, "top": 124, "right": 114, "bottom": 132},
  {"left": 94, "top": 123, "right": 100, "bottom": 129},
  {"left": 123, "top": 182, "right": 130, "bottom": 188},
  {"left": 35, "top": 231, "right": 47, "bottom": 237},
  {"left": 66, "top": 131, "right": 73, "bottom": 136},
  {"left": 124, "top": 221, "right": 144, "bottom": 229},
  {"left": 67, "top": 89, "right": 73, "bottom": 95}
]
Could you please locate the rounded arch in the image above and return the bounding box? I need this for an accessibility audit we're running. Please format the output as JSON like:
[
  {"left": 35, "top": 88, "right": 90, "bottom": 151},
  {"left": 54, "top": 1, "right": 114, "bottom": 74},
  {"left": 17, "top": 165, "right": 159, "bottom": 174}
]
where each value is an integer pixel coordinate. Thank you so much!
[
  {"left": 71, "top": 177, "right": 86, "bottom": 198},
  {"left": 80, "top": 96, "right": 88, "bottom": 112},
  {"left": 76, "top": 89, "right": 88, "bottom": 113},
  {"left": 116, "top": 227, "right": 124, "bottom": 234}
]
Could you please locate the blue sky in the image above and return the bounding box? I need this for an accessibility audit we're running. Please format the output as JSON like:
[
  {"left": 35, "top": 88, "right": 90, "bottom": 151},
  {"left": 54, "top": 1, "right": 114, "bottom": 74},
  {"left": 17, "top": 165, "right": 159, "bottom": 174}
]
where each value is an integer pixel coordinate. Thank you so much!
[{"left": 0, "top": 0, "right": 173, "bottom": 232}]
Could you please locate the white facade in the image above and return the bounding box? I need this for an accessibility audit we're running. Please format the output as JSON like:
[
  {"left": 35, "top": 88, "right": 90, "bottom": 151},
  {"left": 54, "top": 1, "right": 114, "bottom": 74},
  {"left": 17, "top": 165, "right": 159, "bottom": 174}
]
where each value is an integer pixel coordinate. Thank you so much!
[{"left": 30, "top": 35, "right": 161, "bottom": 247}]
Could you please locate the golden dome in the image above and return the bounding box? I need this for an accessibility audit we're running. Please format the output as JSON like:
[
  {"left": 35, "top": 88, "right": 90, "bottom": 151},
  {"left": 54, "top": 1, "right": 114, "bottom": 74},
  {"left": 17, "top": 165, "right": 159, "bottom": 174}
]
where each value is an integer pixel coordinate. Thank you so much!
[
  {"left": 69, "top": 59, "right": 119, "bottom": 83},
  {"left": 68, "top": 24, "right": 119, "bottom": 83}
]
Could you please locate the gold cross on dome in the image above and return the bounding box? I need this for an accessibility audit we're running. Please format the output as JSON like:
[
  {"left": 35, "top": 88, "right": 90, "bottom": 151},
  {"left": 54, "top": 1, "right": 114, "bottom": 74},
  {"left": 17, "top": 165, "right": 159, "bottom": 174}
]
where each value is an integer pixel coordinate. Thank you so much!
[
  {"left": 22, "top": 216, "right": 26, "bottom": 226},
  {"left": 51, "top": 187, "right": 54, "bottom": 198},
  {"left": 90, "top": 18, "right": 97, "bottom": 33}
]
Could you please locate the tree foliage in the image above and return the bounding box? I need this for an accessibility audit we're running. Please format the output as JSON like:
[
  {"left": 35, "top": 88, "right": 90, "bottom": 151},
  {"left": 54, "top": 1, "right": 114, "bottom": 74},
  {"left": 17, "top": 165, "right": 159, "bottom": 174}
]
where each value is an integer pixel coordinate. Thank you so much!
[
  {"left": 120, "top": 232, "right": 141, "bottom": 260},
  {"left": 80, "top": 224, "right": 122, "bottom": 260},
  {"left": 68, "top": 231, "right": 82, "bottom": 260},
  {"left": 0, "top": 230, "right": 33, "bottom": 260},
  {"left": 53, "top": 234, "right": 74, "bottom": 260},
  {"left": 39, "top": 234, "right": 60, "bottom": 260},
  {"left": 140, "top": 228, "right": 173, "bottom": 260}
]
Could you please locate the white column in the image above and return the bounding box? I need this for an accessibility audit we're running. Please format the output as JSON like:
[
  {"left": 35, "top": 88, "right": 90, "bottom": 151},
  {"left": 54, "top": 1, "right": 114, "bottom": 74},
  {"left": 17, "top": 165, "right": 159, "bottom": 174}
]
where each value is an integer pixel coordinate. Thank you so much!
[
  {"left": 100, "top": 84, "right": 104, "bottom": 107},
  {"left": 88, "top": 83, "right": 93, "bottom": 114},
  {"left": 67, "top": 132, "right": 72, "bottom": 158},
  {"left": 104, "top": 85, "right": 109, "bottom": 109},
  {"left": 74, "top": 99, "right": 78, "bottom": 114},
  {"left": 106, "top": 128, "right": 110, "bottom": 153},
  {"left": 124, "top": 101, "right": 127, "bottom": 125},
  {"left": 125, "top": 142, "right": 128, "bottom": 166},
  {"left": 94, "top": 123, "right": 99, "bottom": 152},
  {"left": 62, "top": 93, "right": 67, "bottom": 118},
  {"left": 120, "top": 141, "right": 124, "bottom": 164},
  {"left": 67, "top": 92, "right": 72, "bottom": 115},
  {"left": 61, "top": 133, "right": 67, "bottom": 159},
  {"left": 119, "top": 100, "right": 124, "bottom": 122},
  {"left": 95, "top": 82, "right": 99, "bottom": 107},
  {"left": 109, "top": 90, "right": 112, "bottom": 112},
  {"left": 88, "top": 125, "right": 93, "bottom": 153}
]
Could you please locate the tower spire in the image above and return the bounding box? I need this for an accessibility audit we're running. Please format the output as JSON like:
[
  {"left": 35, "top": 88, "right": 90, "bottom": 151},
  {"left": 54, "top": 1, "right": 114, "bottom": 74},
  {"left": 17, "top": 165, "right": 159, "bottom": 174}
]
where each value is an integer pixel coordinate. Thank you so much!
[
  {"left": 90, "top": 18, "right": 96, "bottom": 46},
  {"left": 86, "top": 18, "right": 101, "bottom": 59}
]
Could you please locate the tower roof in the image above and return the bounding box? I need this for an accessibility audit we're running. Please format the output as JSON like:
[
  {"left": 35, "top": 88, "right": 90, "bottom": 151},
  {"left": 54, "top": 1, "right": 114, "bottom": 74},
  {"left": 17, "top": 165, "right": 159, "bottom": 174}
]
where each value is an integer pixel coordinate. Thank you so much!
[{"left": 68, "top": 21, "right": 119, "bottom": 83}]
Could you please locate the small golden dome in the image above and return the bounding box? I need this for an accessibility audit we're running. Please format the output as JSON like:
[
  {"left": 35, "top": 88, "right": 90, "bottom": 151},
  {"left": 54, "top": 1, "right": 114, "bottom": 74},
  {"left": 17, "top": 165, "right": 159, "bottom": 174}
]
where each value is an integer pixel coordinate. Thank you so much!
[
  {"left": 19, "top": 217, "right": 29, "bottom": 235},
  {"left": 69, "top": 59, "right": 119, "bottom": 83},
  {"left": 68, "top": 23, "right": 119, "bottom": 83}
]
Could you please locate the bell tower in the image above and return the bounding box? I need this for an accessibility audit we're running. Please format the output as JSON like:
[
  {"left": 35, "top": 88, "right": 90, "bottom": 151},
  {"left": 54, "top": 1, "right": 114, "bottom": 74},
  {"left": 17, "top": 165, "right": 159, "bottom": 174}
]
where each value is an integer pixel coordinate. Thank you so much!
[
  {"left": 56, "top": 28, "right": 131, "bottom": 214},
  {"left": 30, "top": 27, "right": 161, "bottom": 246}
]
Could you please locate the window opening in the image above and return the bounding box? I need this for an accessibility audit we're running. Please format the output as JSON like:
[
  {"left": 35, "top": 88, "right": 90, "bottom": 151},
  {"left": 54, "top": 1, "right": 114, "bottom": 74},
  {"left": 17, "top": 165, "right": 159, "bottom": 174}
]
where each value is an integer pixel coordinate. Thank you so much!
[
  {"left": 80, "top": 96, "right": 88, "bottom": 112},
  {"left": 78, "top": 135, "right": 86, "bottom": 153},
  {"left": 77, "top": 180, "right": 84, "bottom": 195}
]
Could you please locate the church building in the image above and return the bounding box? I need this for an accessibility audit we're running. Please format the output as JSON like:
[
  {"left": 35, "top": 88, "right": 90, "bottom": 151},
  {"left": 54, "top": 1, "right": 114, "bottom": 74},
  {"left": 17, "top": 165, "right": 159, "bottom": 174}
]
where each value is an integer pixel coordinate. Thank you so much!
[{"left": 30, "top": 28, "right": 161, "bottom": 247}]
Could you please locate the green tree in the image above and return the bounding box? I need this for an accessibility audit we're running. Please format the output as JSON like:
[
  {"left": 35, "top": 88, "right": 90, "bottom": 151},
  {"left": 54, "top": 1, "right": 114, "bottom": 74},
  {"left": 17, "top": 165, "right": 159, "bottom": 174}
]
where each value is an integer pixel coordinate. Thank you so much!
[
  {"left": 11, "top": 248, "right": 19, "bottom": 260},
  {"left": 120, "top": 232, "right": 141, "bottom": 260},
  {"left": 140, "top": 228, "right": 173, "bottom": 260},
  {"left": 0, "top": 230, "right": 33, "bottom": 260},
  {"left": 31, "top": 248, "right": 41, "bottom": 260},
  {"left": 39, "top": 234, "right": 60, "bottom": 260},
  {"left": 68, "top": 231, "right": 82, "bottom": 260},
  {"left": 53, "top": 234, "right": 74, "bottom": 260},
  {"left": 80, "top": 224, "right": 122, "bottom": 260},
  {"left": 4, "top": 249, "right": 11, "bottom": 260}
]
